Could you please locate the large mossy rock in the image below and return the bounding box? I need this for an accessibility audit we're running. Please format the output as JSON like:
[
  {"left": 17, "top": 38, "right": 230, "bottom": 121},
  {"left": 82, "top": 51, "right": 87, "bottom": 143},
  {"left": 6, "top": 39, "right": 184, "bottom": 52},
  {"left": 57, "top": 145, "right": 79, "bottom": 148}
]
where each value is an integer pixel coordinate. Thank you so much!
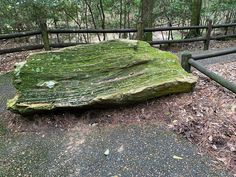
[{"left": 8, "top": 40, "right": 197, "bottom": 114}]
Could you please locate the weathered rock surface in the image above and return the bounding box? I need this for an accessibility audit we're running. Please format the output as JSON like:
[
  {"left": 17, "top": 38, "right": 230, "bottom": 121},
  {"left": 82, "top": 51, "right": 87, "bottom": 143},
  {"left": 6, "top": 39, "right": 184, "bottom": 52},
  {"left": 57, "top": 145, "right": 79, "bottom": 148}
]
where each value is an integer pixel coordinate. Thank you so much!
[{"left": 8, "top": 40, "right": 197, "bottom": 114}]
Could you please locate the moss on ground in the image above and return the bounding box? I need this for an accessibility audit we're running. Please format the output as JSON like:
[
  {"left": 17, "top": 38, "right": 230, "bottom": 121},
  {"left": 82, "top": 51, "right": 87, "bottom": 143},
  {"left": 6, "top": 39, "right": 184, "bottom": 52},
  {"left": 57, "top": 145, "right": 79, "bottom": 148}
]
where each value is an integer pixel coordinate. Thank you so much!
[{"left": 8, "top": 40, "right": 197, "bottom": 114}]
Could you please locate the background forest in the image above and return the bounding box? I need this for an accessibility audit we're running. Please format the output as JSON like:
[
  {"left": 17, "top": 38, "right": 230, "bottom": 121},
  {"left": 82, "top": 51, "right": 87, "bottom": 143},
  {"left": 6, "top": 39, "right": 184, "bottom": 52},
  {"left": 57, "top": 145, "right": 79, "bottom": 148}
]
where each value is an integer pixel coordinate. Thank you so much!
[{"left": 0, "top": 0, "right": 236, "bottom": 42}]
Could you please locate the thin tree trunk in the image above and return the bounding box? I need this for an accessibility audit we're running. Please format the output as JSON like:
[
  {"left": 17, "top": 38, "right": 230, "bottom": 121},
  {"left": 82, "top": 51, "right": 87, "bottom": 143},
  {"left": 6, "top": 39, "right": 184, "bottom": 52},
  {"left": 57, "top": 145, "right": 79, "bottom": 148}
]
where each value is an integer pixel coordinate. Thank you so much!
[
  {"left": 127, "top": 2, "right": 131, "bottom": 39},
  {"left": 139, "top": 0, "right": 155, "bottom": 41},
  {"left": 66, "top": 17, "right": 71, "bottom": 43},
  {"left": 84, "top": 0, "right": 101, "bottom": 41},
  {"left": 98, "top": 0, "right": 106, "bottom": 41},
  {"left": 39, "top": 21, "right": 50, "bottom": 51},
  {"left": 54, "top": 19, "right": 60, "bottom": 43},
  {"left": 85, "top": 3, "right": 89, "bottom": 42},
  {"left": 119, "top": 0, "right": 123, "bottom": 38},
  {"left": 63, "top": 9, "right": 87, "bottom": 43},
  {"left": 123, "top": 0, "right": 128, "bottom": 38}
]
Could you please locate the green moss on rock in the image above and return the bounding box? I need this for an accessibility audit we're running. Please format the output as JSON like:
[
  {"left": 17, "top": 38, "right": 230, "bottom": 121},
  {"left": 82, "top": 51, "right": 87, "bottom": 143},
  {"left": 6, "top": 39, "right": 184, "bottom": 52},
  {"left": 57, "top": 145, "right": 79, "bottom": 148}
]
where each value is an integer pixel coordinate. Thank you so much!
[{"left": 8, "top": 40, "right": 197, "bottom": 114}]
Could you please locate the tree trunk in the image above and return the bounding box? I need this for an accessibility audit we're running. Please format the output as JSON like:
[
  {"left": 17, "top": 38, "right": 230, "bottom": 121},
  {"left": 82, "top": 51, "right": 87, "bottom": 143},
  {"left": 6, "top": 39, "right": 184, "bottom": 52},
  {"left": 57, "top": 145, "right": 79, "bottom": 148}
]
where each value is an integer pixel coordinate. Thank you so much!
[
  {"left": 119, "top": 0, "right": 123, "bottom": 38},
  {"left": 139, "top": 0, "right": 155, "bottom": 41},
  {"left": 123, "top": 0, "right": 128, "bottom": 38},
  {"left": 39, "top": 21, "right": 50, "bottom": 51},
  {"left": 54, "top": 19, "right": 60, "bottom": 43},
  {"left": 187, "top": 0, "right": 202, "bottom": 38},
  {"left": 66, "top": 17, "right": 71, "bottom": 43},
  {"left": 85, "top": 3, "right": 89, "bottom": 42},
  {"left": 84, "top": 0, "right": 101, "bottom": 41},
  {"left": 98, "top": 0, "right": 106, "bottom": 41},
  {"left": 127, "top": 1, "right": 131, "bottom": 39}
]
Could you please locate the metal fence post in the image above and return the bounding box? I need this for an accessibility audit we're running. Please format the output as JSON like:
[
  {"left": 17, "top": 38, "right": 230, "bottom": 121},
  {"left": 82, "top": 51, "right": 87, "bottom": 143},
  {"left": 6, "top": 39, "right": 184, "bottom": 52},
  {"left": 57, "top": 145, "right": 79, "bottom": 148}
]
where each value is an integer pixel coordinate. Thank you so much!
[
  {"left": 204, "top": 19, "right": 213, "bottom": 50},
  {"left": 181, "top": 52, "right": 192, "bottom": 73}
]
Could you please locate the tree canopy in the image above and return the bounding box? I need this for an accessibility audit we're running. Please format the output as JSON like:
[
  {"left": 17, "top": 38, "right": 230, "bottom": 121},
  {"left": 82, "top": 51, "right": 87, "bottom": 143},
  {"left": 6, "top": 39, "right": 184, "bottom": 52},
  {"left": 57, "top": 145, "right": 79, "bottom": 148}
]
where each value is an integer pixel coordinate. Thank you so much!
[{"left": 0, "top": 0, "right": 235, "bottom": 35}]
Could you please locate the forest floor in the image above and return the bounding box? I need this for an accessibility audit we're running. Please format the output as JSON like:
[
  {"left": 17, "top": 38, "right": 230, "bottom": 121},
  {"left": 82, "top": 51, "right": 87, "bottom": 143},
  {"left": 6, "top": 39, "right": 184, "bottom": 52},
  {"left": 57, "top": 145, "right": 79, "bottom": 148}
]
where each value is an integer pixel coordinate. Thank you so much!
[{"left": 0, "top": 39, "right": 236, "bottom": 176}]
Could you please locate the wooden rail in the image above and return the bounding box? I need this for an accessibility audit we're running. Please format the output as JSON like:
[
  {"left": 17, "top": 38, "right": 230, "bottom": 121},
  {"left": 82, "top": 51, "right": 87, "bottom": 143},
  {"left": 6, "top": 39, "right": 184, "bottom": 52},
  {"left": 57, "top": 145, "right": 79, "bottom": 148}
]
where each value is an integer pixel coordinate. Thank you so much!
[
  {"left": 49, "top": 28, "right": 137, "bottom": 34},
  {"left": 149, "top": 37, "right": 206, "bottom": 45},
  {"left": 181, "top": 48, "right": 236, "bottom": 94},
  {"left": 0, "top": 43, "right": 85, "bottom": 55},
  {"left": 0, "top": 22, "right": 235, "bottom": 55},
  {"left": 0, "top": 31, "right": 41, "bottom": 40}
]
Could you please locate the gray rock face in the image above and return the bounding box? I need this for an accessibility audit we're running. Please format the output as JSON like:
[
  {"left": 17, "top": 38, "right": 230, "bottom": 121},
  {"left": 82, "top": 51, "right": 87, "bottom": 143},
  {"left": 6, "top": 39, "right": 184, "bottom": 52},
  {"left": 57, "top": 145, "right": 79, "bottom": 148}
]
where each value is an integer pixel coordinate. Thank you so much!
[{"left": 8, "top": 40, "right": 197, "bottom": 114}]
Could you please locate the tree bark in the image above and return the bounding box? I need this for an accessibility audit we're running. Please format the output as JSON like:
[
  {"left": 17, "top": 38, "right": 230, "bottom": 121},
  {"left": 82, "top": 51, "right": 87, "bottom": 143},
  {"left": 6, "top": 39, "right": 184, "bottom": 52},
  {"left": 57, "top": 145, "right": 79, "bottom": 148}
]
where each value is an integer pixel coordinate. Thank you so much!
[
  {"left": 122, "top": 0, "right": 128, "bottom": 38},
  {"left": 39, "top": 21, "right": 50, "bottom": 51},
  {"left": 187, "top": 0, "right": 202, "bottom": 38},
  {"left": 53, "top": 19, "right": 60, "bottom": 43},
  {"left": 84, "top": 0, "right": 101, "bottom": 41},
  {"left": 119, "top": 0, "right": 123, "bottom": 38},
  {"left": 139, "top": 0, "right": 155, "bottom": 41},
  {"left": 98, "top": 0, "right": 106, "bottom": 41}
]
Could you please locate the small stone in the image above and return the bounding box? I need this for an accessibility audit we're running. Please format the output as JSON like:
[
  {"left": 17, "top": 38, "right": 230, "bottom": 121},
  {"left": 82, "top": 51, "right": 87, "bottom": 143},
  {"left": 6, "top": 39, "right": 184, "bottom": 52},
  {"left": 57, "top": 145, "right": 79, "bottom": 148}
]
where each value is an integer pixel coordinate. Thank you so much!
[
  {"left": 104, "top": 149, "right": 110, "bottom": 156},
  {"left": 212, "top": 145, "right": 218, "bottom": 150},
  {"left": 208, "top": 135, "right": 213, "bottom": 142},
  {"left": 91, "top": 123, "right": 98, "bottom": 127}
]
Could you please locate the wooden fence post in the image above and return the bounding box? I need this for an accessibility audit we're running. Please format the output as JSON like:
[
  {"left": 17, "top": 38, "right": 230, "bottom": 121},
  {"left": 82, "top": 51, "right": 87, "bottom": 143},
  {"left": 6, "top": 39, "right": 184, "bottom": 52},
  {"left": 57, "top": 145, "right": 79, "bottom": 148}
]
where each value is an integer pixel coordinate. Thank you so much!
[
  {"left": 39, "top": 21, "right": 50, "bottom": 51},
  {"left": 181, "top": 52, "right": 192, "bottom": 73},
  {"left": 136, "top": 20, "right": 144, "bottom": 40},
  {"left": 204, "top": 19, "right": 213, "bottom": 50}
]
